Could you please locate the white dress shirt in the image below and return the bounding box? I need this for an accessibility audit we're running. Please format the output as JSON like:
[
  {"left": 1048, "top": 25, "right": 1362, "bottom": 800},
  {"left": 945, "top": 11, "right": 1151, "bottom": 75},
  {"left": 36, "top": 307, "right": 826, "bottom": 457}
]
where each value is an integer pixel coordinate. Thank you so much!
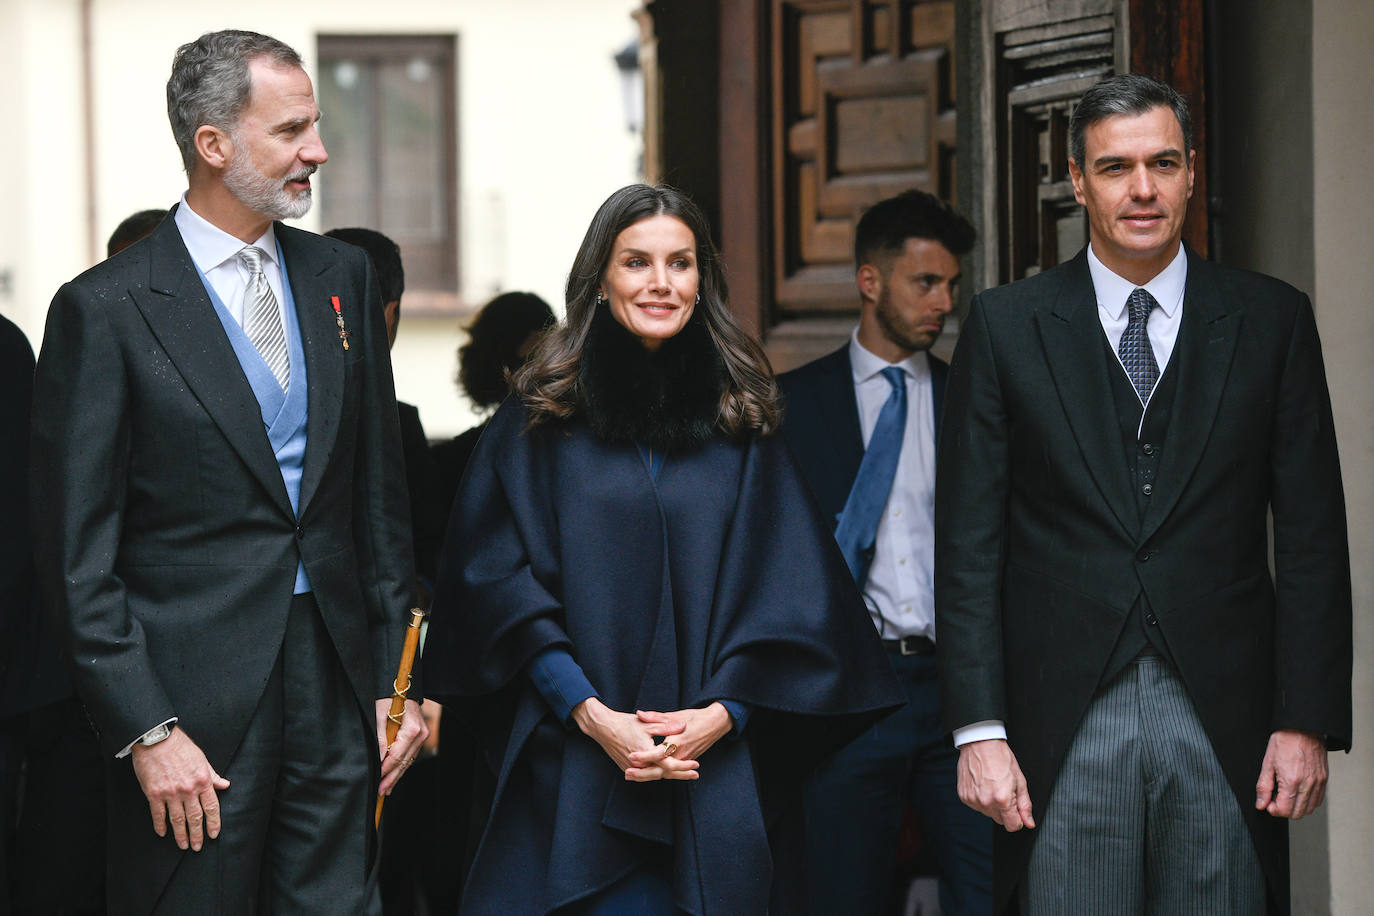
[
  {"left": 849, "top": 332, "right": 938, "bottom": 641},
  {"left": 952, "top": 244, "right": 1190, "bottom": 749},
  {"left": 173, "top": 194, "right": 286, "bottom": 329}
]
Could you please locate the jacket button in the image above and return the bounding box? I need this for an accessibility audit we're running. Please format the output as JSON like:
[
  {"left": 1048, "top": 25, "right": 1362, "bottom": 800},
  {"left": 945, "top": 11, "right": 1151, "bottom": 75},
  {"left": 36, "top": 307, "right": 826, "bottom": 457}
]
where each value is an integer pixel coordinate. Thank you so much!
[
  {"left": 1145, "top": 613, "right": 1158, "bottom": 626},
  {"left": 295, "top": 525, "right": 305, "bottom": 540},
  {"left": 1141, "top": 483, "right": 1153, "bottom": 496},
  {"left": 1142, "top": 443, "right": 1155, "bottom": 456},
  {"left": 1137, "top": 550, "right": 1151, "bottom": 562}
]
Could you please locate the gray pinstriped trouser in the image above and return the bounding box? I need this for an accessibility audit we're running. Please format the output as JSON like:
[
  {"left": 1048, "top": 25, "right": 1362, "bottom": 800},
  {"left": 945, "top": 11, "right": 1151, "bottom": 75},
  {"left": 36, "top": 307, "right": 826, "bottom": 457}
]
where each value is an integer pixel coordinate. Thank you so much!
[{"left": 1022, "top": 654, "right": 1266, "bottom": 915}]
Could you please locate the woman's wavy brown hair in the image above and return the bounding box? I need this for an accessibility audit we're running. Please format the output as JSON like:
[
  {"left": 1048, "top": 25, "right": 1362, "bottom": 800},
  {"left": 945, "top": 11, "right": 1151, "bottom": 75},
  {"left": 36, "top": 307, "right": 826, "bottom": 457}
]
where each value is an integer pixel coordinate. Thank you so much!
[{"left": 513, "top": 184, "right": 780, "bottom": 436}]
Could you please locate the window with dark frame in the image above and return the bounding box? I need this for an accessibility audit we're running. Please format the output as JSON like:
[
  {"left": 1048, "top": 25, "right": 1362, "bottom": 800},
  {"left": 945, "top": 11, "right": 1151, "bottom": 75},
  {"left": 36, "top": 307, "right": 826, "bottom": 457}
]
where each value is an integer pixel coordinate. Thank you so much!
[{"left": 317, "top": 34, "right": 460, "bottom": 315}]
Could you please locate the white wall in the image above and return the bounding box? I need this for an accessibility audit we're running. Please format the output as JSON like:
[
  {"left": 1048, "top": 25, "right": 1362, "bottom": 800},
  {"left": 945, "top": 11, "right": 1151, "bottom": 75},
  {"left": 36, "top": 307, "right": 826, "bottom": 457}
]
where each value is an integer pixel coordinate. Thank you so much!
[
  {"left": 1313, "top": 1, "right": 1374, "bottom": 912},
  {"left": 0, "top": 0, "right": 89, "bottom": 348},
  {"left": 0, "top": 0, "right": 641, "bottom": 436}
]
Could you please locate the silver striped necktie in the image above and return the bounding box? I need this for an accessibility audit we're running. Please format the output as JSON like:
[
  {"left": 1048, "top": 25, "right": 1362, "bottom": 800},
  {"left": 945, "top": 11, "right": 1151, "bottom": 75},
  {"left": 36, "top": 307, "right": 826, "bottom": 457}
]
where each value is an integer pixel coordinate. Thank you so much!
[{"left": 239, "top": 246, "right": 290, "bottom": 391}]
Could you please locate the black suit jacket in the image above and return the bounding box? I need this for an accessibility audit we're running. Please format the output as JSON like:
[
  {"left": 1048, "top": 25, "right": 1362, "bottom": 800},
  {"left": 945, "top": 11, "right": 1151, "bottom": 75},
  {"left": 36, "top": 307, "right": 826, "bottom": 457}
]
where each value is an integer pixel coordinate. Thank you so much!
[
  {"left": 777, "top": 343, "right": 946, "bottom": 531},
  {"left": 934, "top": 247, "right": 1351, "bottom": 913},
  {"left": 1, "top": 315, "right": 70, "bottom": 716},
  {"left": 29, "top": 213, "right": 416, "bottom": 900}
]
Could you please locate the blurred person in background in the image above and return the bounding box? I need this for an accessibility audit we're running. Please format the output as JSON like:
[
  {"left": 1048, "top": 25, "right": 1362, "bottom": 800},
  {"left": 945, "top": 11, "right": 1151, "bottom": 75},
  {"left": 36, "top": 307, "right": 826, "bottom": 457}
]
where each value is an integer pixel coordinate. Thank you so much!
[
  {"left": 325, "top": 226, "right": 444, "bottom": 589},
  {"left": 430, "top": 291, "right": 555, "bottom": 516},
  {"left": 107, "top": 209, "right": 169, "bottom": 258}
]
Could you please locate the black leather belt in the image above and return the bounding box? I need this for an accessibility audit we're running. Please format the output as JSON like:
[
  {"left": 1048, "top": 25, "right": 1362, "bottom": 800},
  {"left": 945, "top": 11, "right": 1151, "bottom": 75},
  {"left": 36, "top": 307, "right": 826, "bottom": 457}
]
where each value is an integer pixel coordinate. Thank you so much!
[{"left": 881, "top": 635, "right": 936, "bottom": 656}]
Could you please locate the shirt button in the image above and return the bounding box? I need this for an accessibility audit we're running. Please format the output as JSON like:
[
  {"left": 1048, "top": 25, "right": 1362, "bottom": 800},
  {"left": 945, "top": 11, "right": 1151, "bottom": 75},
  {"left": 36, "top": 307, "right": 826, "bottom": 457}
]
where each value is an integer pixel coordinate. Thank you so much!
[
  {"left": 898, "top": 558, "right": 907, "bottom": 566},
  {"left": 903, "top": 605, "right": 912, "bottom": 613},
  {"left": 893, "top": 508, "right": 902, "bottom": 518},
  {"left": 1141, "top": 483, "right": 1153, "bottom": 496}
]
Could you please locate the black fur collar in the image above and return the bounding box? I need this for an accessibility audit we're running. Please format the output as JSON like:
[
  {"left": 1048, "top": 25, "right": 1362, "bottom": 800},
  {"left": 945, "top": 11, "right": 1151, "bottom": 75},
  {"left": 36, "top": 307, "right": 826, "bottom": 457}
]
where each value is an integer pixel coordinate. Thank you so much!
[{"left": 578, "top": 305, "right": 725, "bottom": 452}]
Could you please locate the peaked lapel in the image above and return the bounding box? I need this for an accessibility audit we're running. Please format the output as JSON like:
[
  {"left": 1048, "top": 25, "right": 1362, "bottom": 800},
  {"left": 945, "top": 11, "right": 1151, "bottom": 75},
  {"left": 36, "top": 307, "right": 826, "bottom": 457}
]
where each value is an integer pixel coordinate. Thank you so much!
[
  {"left": 130, "top": 215, "right": 294, "bottom": 519},
  {"left": 280, "top": 226, "right": 348, "bottom": 516},
  {"left": 1033, "top": 251, "right": 1137, "bottom": 538},
  {"left": 1138, "top": 248, "right": 1241, "bottom": 541}
]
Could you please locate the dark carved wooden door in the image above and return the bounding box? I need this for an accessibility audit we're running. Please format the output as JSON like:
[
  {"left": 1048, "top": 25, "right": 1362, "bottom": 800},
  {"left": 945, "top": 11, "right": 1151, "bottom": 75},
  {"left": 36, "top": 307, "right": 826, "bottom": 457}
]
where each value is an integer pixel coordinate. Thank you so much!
[
  {"left": 713, "top": 0, "right": 1204, "bottom": 364},
  {"left": 719, "top": 0, "right": 960, "bottom": 372}
]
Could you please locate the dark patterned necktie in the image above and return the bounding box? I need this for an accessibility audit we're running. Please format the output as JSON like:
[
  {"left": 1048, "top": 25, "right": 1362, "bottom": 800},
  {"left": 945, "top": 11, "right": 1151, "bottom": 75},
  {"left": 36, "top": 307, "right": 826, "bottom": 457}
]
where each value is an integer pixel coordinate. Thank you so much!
[
  {"left": 240, "top": 246, "right": 290, "bottom": 392},
  {"left": 834, "top": 366, "right": 906, "bottom": 587},
  {"left": 1119, "top": 287, "right": 1160, "bottom": 405}
]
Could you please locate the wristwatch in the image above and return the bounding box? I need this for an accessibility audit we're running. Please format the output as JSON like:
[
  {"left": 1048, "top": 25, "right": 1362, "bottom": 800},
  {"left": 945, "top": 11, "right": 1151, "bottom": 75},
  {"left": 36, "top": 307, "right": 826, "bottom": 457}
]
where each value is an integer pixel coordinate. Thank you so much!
[{"left": 138, "top": 723, "right": 173, "bottom": 747}]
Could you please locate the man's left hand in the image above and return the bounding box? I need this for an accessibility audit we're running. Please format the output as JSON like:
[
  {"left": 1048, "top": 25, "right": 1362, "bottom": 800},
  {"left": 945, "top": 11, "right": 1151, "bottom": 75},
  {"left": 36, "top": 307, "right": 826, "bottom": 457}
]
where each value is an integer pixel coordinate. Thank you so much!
[
  {"left": 1255, "top": 729, "right": 1328, "bottom": 819},
  {"left": 375, "top": 698, "right": 429, "bottom": 796}
]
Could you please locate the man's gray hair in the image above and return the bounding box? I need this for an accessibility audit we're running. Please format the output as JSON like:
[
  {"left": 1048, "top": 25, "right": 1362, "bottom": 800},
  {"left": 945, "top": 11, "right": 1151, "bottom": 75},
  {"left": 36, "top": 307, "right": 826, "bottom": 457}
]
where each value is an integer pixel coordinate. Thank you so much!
[
  {"left": 1069, "top": 74, "right": 1192, "bottom": 169},
  {"left": 166, "top": 30, "right": 302, "bottom": 174}
]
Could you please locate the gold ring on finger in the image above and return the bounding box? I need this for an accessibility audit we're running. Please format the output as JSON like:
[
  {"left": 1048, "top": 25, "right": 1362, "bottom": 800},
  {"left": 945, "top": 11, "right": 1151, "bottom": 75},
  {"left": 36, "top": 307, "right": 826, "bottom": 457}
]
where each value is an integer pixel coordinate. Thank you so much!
[{"left": 662, "top": 742, "right": 678, "bottom": 758}]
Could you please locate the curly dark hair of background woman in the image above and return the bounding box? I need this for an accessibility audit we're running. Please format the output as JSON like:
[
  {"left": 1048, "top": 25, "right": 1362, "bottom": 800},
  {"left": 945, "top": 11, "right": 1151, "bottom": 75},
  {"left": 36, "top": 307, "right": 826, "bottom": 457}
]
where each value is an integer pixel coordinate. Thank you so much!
[
  {"left": 513, "top": 184, "right": 781, "bottom": 437},
  {"left": 457, "top": 291, "right": 556, "bottom": 410}
]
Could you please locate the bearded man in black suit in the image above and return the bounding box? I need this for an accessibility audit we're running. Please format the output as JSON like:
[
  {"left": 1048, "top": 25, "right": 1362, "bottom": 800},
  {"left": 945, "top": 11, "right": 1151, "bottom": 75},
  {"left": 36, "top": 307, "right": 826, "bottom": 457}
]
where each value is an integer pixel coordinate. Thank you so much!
[
  {"left": 31, "top": 29, "right": 427, "bottom": 915},
  {"left": 935, "top": 74, "right": 1351, "bottom": 914}
]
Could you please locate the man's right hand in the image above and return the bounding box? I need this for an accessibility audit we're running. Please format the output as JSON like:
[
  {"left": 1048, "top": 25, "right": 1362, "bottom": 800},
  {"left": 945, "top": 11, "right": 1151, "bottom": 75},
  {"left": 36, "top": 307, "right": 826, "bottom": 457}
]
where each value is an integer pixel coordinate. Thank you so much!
[
  {"left": 130, "top": 727, "right": 230, "bottom": 851},
  {"left": 957, "top": 738, "right": 1035, "bottom": 832}
]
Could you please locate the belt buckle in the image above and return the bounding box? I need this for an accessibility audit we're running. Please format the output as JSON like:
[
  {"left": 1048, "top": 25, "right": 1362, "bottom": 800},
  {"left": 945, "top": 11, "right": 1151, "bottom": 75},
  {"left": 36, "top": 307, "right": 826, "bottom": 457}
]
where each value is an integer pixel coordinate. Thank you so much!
[{"left": 899, "top": 635, "right": 921, "bottom": 656}]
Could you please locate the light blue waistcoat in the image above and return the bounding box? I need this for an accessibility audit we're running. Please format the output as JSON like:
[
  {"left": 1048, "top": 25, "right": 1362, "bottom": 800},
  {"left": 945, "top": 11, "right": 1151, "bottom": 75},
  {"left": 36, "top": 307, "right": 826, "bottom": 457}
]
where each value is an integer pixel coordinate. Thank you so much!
[{"left": 194, "top": 239, "right": 311, "bottom": 593}]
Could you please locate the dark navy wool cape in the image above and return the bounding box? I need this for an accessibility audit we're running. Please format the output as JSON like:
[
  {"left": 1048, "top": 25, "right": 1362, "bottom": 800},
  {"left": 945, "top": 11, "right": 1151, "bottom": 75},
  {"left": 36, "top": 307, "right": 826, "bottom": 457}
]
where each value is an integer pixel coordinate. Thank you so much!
[{"left": 426, "top": 398, "right": 902, "bottom": 916}]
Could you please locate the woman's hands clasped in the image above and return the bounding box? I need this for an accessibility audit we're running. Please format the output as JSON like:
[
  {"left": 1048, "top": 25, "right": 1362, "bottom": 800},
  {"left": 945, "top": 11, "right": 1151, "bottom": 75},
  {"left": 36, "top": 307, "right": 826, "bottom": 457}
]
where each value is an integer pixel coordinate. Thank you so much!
[{"left": 571, "top": 698, "right": 733, "bottom": 782}]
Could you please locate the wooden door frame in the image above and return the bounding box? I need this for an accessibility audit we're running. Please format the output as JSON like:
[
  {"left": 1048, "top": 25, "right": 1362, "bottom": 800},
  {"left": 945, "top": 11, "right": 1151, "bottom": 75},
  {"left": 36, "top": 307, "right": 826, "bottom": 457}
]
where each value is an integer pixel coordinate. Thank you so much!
[{"left": 719, "top": 0, "right": 771, "bottom": 340}]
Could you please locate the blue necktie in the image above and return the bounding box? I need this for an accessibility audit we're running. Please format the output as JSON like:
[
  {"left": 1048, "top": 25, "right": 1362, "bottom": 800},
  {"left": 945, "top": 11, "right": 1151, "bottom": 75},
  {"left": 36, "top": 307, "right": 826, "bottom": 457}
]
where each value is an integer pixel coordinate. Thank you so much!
[
  {"left": 835, "top": 366, "right": 907, "bottom": 587},
  {"left": 1119, "top": 288, "right": 1160, "bottom": 405}
]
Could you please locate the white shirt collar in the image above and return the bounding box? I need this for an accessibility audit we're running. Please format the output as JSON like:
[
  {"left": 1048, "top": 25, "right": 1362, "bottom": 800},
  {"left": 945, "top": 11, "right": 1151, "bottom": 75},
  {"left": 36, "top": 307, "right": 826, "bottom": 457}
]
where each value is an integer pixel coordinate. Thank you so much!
[
  {"left": 848, "top": 330, "right": 931, "bottom": 385},
  {"left": 174, "top": 193, "right": 278, "bottom": 275},
  {"left": 1086, "top": 243, "right": 1187, "bottom": 321}
]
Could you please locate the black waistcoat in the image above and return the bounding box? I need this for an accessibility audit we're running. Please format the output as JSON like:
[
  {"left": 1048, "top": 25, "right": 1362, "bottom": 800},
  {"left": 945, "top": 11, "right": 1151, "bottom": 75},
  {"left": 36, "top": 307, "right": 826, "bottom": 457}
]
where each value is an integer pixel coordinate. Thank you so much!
[{"left": 1100, "top": 328, "right": 1182, "bottom": 683}]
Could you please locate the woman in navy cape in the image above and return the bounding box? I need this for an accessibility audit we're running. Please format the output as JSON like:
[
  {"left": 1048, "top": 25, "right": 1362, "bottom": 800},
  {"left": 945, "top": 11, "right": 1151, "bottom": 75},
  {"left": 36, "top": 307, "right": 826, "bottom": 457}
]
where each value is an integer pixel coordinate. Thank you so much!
[{"left": 426, "top": 185, "right": 902, "bottom": 915}]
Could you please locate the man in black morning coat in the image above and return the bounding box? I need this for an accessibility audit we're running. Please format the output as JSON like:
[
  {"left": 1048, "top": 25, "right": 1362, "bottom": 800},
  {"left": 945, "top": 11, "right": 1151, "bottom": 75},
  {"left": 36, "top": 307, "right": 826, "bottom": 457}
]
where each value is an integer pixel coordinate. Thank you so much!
[
  {"left": 30, "top": 30, "right": 426, "bottom": 914},
  {"left": 935, "top": 75, "right": 1351, "bottom": 914}
]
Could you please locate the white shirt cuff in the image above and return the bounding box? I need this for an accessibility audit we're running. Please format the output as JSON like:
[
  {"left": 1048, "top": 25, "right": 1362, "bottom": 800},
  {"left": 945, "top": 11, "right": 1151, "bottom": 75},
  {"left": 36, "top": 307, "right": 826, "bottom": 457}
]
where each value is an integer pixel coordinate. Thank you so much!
[
  {"left": 115, "top": 717, "right": 178, "bottom": 759},
  {"left": 953, "top": 719, "right": 1008, "bottom": 747}
]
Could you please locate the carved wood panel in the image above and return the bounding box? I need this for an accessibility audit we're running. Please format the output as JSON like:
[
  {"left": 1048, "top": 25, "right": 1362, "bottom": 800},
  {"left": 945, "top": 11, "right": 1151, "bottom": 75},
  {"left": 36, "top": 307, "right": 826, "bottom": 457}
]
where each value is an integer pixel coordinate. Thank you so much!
[
  {"left": 997, "top": 12, "right": 1117, "bottom": 280},
  {"left": 767, "top": 0, "right": 957, "bottom": 369}
]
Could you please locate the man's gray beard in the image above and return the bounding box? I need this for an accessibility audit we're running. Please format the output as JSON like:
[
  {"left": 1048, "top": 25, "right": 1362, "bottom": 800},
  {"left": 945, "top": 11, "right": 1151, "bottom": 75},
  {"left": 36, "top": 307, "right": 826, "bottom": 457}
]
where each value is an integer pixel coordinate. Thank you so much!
[{"left": 223, "top": 142, "right": 314, "bottom": 221}]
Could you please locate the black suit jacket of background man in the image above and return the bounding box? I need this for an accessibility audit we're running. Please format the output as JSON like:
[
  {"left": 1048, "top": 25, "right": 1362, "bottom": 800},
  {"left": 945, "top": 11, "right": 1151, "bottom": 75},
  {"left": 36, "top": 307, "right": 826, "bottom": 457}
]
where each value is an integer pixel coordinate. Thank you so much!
[
  {"left": 934, "top": 245, "right": 1352, "bottom": 913},
  {"left": 29, "top": 211, "right": 418, "bottom": 908}
]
